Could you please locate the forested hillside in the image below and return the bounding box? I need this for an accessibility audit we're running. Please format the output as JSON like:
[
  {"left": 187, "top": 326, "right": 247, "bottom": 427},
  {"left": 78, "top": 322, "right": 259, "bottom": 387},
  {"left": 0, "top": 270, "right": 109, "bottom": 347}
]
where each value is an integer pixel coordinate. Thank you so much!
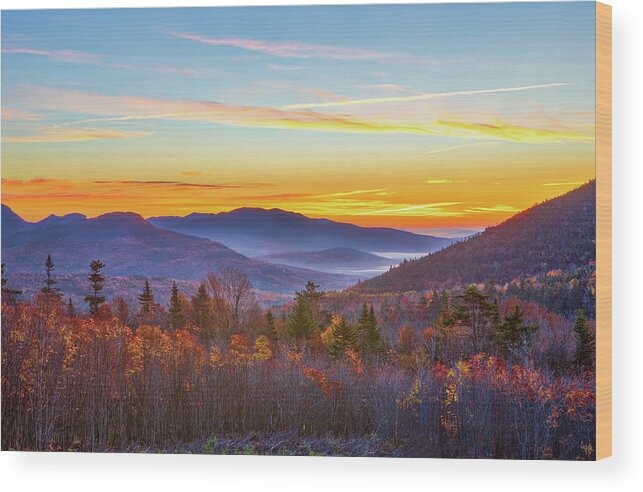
[{"left": 357, "top": 181, "right": 596, "bottom": 293}]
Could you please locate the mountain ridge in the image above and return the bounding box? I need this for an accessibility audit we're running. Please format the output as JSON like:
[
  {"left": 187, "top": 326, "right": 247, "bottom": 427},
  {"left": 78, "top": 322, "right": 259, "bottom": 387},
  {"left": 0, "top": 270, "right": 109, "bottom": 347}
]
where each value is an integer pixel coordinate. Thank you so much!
[{"left": 354, "top": 181, "right": 596, "bottom": 293}]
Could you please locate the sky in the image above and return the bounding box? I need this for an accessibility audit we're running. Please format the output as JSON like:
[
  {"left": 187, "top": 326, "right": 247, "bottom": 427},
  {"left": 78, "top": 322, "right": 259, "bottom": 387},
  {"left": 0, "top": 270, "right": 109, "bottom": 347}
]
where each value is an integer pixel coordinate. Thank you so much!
[{"left": 1, "top": 3, "right": 596, "bottom": 234}]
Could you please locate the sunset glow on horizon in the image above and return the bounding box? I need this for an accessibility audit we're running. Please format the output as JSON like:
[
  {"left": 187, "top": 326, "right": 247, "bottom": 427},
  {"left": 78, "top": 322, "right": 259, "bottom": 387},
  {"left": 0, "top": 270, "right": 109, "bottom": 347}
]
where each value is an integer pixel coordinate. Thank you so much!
[{"left": 1, "top": 3, "right": 596, "bottom": 232}]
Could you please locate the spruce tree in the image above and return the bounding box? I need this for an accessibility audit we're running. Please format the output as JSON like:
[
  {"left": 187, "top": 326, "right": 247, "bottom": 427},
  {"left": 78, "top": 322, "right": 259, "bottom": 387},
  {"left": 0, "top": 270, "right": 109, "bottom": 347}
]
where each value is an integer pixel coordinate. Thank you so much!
[
  {"left": 287, "top": 297, "right": 316, "bottom": 343},
  {"left": 264, "top": 310, "right": 278, "bottom": 340},
  {"left": 190, "top": 284, "right": 213, "bottom": 342},
  {"left": 356, "top": 304, "right": 385, "bottom": 359},
  {"left": 138, "top": 279, "right": 154, "bottom": 317},
  {"left": 326, "top": 316, "right": 356, "bottom": 358},
  {"left": 495, "top": 305, "right": 537, "bottom": 356},
  {"left": 84, "top": 260, "right": 106, "bottom": 316},
  {"left": 41, "top": 254, "right": 61, "bottom": 298},
  {"left": 573, "top": 309, "right": 595, "bottom": 371},
  {"left": 454, "top": 285, "right": 499, "bottom": 352},
  {"left": 168, "top": 281, "right": 185, "bottom": 330}
]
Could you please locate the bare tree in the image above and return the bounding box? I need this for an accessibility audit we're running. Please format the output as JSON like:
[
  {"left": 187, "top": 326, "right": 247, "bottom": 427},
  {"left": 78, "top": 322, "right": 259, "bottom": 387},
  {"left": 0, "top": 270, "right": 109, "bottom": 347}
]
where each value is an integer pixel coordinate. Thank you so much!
[{"left": 206, "top": 268, "right": 258, "bottom": 336}]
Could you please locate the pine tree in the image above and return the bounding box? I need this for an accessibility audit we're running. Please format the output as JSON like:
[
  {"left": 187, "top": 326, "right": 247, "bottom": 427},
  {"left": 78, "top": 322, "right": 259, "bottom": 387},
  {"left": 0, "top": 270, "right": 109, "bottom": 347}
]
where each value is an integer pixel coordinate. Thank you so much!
[
  {"left": 1, "top": 262, "right": 22, "bottom": 302},
  {"left": 295, "top": 281, "right": 324, "bottom": 328},
  {"left": 287, "top": 297, "right": 316, "bottom": 343},
  {"left": 168, "top": 281, "right": 185, "bottom": 330},
  {"left": 356, "top": 304, "right": 385, "bottom": 359},
  {"left": 495, "top": 305, "right": 537, "bottom": 356},
  {"left": 190, "top": 284, "right": 213, "bottom": 342},
  {"left": 454, "top": 285, "right": 499, "bottom": 352},
  {"left": 67, "top": 297, "right": 75, "bottom": 317},
  {"left": 573, "top": 309, "right": 595, "bottom": 371},
  {"left": 264, "top": 310, "right": 278, "bottom": 340},
  {"left": 138, "top": 279, "right": 154, "bottom": 317},
  {"left": 326, "top": 316, "right": 356, "bottom": 358},
  {"left": 84, "top": 260, "right": 106, "bottom": 316},
  {"left": 41, "top": 254, "right": 61, "bottom": 298}
]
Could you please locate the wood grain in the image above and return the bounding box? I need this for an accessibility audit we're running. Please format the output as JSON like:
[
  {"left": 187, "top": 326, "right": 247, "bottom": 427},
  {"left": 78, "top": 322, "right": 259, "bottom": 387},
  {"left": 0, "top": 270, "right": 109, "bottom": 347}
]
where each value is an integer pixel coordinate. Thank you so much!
[{"left": 596, "top": 1, "right": 612, "bottom": 461}]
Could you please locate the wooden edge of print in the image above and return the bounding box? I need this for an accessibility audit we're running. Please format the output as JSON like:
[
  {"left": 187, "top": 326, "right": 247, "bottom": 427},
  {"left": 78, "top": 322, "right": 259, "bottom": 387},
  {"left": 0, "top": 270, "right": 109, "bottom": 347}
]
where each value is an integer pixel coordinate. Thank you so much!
[{"left": 596, "top": 1, "right": 612, "bottom": 461}]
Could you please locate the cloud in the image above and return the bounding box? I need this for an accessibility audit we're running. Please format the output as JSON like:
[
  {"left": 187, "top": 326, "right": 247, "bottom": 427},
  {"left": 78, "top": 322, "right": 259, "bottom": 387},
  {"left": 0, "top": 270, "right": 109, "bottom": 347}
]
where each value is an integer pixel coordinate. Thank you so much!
[
  {"left": 2, "top": 47, "right": 131, "bottom": 69},
  {"left": 169, "top": 32, "right": 392, "bottom": 60},
  {"left": 156, "top": 66, "right": 205, "bottom": 78},
  {"left": 426, "top": 179, "right": 452, "bottom": 184},
  {"left": 542, "top": 181, "right": 584, "bottom": 187},
  {"left": 93, "top": 180, "right": 243, "bottom": 189},
  {"left": 1, "top": 108, "right": 42, "bottom": 121},
  {"left": 2, "top": 126, "right": 152, "bottom": 143},
  {"left": 434, "top": 120, "right": 593, "bottom": 143},
  {"left": 281, "top": 83, "right": 571, "bottom": 109},
  {"left": 465, "top": 205, "right": 521, "bottom": 214},
  {"left": 19, "top": 86, "right": 591, "bottom": 143}
]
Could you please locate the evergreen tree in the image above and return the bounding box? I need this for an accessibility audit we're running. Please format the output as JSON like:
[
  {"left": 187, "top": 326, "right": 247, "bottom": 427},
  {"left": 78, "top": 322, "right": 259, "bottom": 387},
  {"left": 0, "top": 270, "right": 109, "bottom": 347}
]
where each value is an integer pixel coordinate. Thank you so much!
[
  {"left": 454, "top": 285, "right": 499, "bottom": 352},
  {"left": 287, "top": 297, "right": 316, "bottom": 344},
  {"left": 295, "top": 281, "right": 324, "bottom": 328},
  {"left": 495, "top": 305, "right": 537, "bottom": 356},
  {"left": 264, "top": 310, "right": 278, "bottom": 340},
  {"left": 138, "top": 279, "right": 154, "bottom": 317},
  {"left": 1, "top": 262, "right": 22, "bottom": 302},
  {"left": 190, "top": 284, "right": 213, "bottom": 341},
  {"left": 67, "top": 297, "right": 75, "bottom": 317},
  {"left": 84, "top": 260, "right": 106, "bottom": 316},
  {"left": 573, "top": 309, "right": 595, "bottom": 371},
  {"left": 41, "top": 254, "right": 61, "bottom": 298},
  {"left": 168, "top": 281, "right": 185, "bottom": 330},
  {"left": 326, "top": 316, "right": 356, "bottom": 358},
  {"left": 356, "top": 304, "right": 385, "bottom": 359}
]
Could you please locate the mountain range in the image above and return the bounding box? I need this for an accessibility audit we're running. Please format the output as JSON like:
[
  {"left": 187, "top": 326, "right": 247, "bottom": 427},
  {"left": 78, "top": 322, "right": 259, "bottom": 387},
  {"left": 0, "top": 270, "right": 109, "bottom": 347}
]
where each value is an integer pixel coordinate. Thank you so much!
[
  {"left": 1, "top": 205, "right": 449, "bottom": 294},
  {"left": 355, "top": 181, "right": 596, "bottom": 293},
  {"left": 148, "top": 208, "right": 451, "bottom": 257}
]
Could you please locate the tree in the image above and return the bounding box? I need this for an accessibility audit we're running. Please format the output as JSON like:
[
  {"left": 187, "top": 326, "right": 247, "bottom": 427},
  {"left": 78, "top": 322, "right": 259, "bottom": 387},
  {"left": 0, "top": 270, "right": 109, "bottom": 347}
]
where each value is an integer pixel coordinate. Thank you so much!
[
  {"left": 84, "top": 260, "right": 106, "bottom": 316},
  {"left": 41, "top": 254, "right": 61, "bottom": 298},
  {"left": 206, "top": 269, "right": 258, "bottom": 335},
  {"left": 495, "top": 305, "right": 537, "bottom": 356},
  {"left": 138, "top": 279, "right": 154, "bottom": 317},
  {"left": 168, "top": 281, "right": 185, "bottom": 330},
  {"left": 67, "top": 297, "right": 75, "bottom": 317},
  {"left": 573, "top": 309, "right": 595, "bottom": 371},
  {"left": 453, "top": 285, "right": 499, "bottom": 353},
  {"left": 287, "top": 296, "right": 316, "bottom": 345},
  {"left": 264, "top": 310, "right": 278, "bottom": 340},
  {"left": 190, "top": 284, "right": 213, "bottom": 333},
  {"left": 295, "top": 281, "right": 325, "bottom": 328},
  {"left": 1, "top": 262, "right": 22, "bottom": 302},
  {"left": 112, "top": 297, "right": 131, "bottom": 326},
  {"left": 325, "top": 315, "right": 356, "bottom": 358},
  {"left": 355, "top": 304, "right": 385, "bottom": 359}
]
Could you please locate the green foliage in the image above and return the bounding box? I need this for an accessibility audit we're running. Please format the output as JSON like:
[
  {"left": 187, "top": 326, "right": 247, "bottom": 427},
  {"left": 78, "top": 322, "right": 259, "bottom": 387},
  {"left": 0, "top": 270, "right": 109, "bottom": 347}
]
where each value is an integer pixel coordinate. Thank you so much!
[
  {"left": 84, "top": 260, "right": 106, "bottom": 316},
  {"left": 190, "top": 284, "right": 214, "bottom": 343},
  {"left": 573, "top": 309, "right": 595, "bottom": 371},
  {"left": 138, "top": 279, "right": 154, "bottom": 316},
  {"left": 453, "top": 285, "right": 499, "bottom": 352},
  {"left": 326, "top": 316, "right": 356, "bottom": 358},
  {"left": 287, "top": 296, "right": 316, "bottom": 343},
  {"left": 264, "top": 310, "right": 278, "bottom": 340},
  {"left": 41, "top": 254, "right": 62, "bottom": 298},
  {"left": 495, "top": 305, "right": 537, "bottom": 356},
  {"left": 356, "top": 304, "right": 385, "bottom": 359},
  {"left": 168, "top": 281, "right": 185, "bottom": 330}
]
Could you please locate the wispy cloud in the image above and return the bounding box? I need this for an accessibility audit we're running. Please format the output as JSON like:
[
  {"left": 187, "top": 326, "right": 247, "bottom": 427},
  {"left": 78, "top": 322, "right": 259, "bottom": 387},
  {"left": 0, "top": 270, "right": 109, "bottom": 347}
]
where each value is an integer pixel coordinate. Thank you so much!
[
  {"left": 2, "top": 46, "right": 131, "bottom": 69},
  {"left": 169, "top": 32, "right": 392, "bottom": 60},
  {"left": 465, "top": 205, "right": 521, "bottom": 214},
  {"left": 281, "top": 83, "right": 571, "bottom": 109},
  {"left": 542, "top": 181, "right": 584, "bottom": 187},
  {"left": 2, "top": 126, "right": 152, "bottom": 143},
  {"left": 17, "top": 86, "right": 591, "bottom": 143},
  {"left": 156, "top": 65, "right": 205, "bottom": 78},
  {"left": 434, "top": 120, "right": 592, "bottom": 143},
  {"left": 1, "top": 108, "right": 42, "bottom": 121},
  {"left": 93, "top": 180, "right": 243, "bottom": 189},
  {"left": 426, "top": 179, "right": 452, "bottom": 184}
]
